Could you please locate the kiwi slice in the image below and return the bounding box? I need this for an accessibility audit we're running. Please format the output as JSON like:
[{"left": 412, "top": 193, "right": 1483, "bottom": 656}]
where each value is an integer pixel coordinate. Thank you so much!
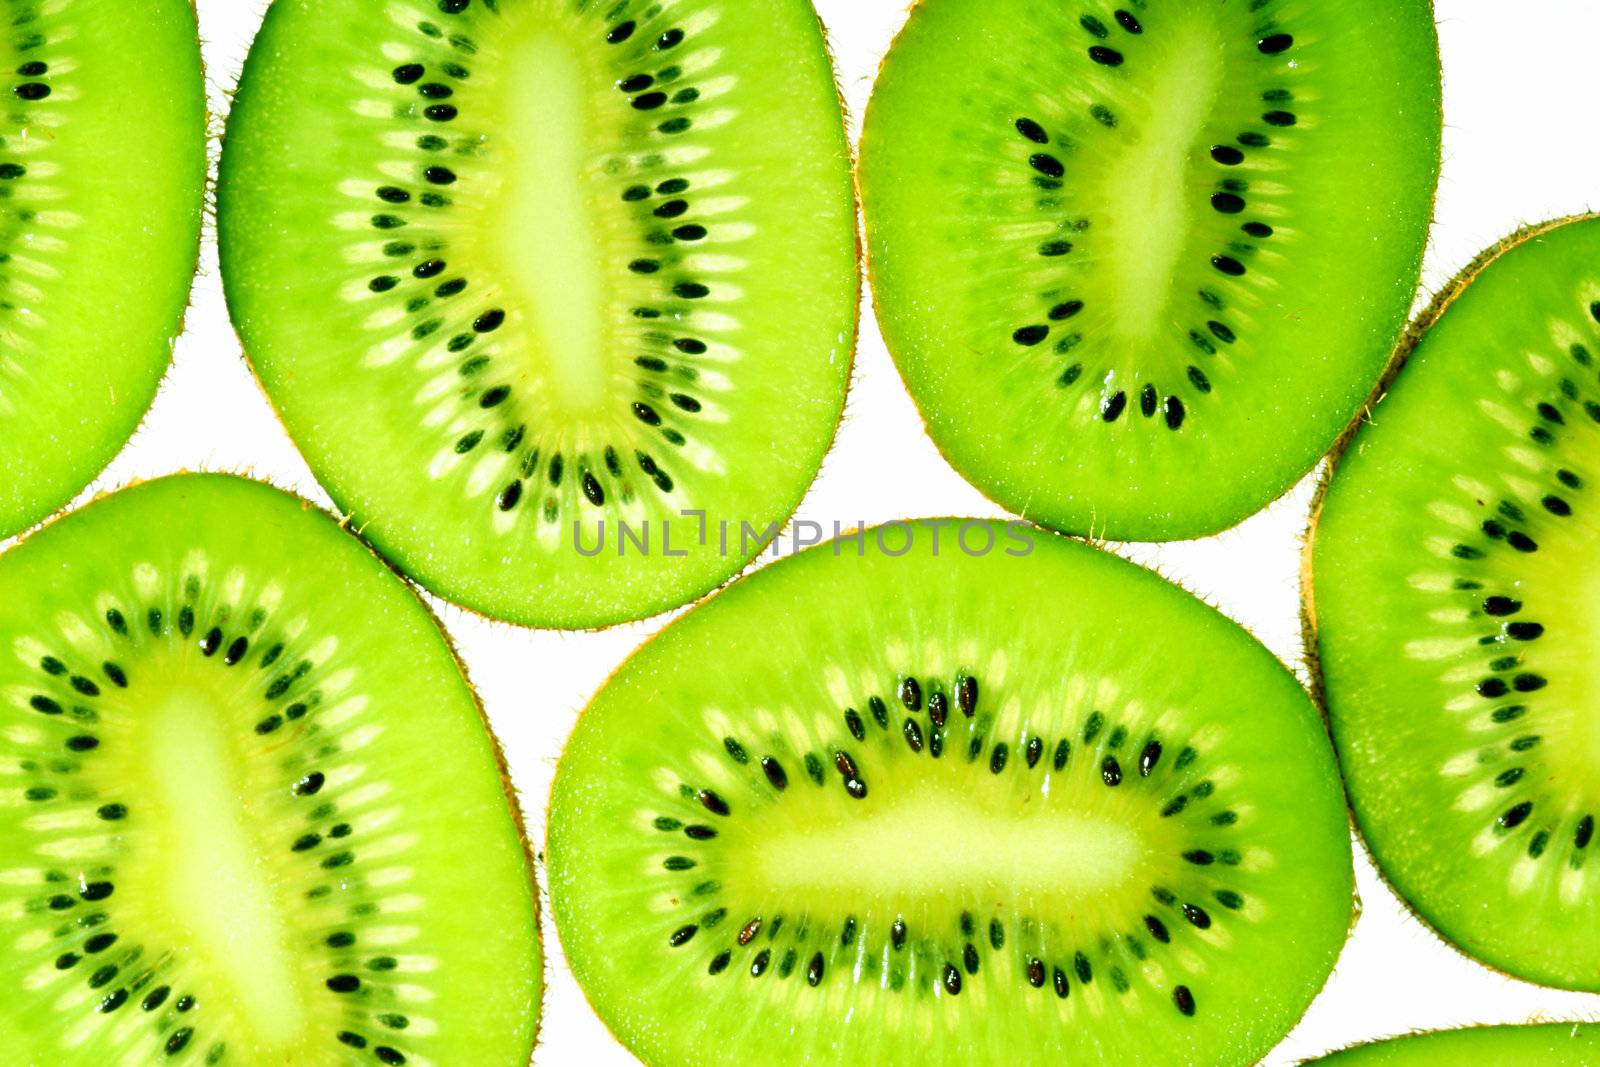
[
  {"left": 0, "top": 474, "right": 540, "bottom": 1063},
  {"left": 217, "top": 0, "right": 858, "bottom": 629},
  {"left": 0, "top": 1, "right": 206, "bottom": 540},
  {"left": 1308, "top": 1024, "right": 1600, "bottom": 1065},
  {"left": 1308, "top": 216, "right": 1600, "bottom": 991},
  {"left": 548, "top": 520, "right": 1352, "bottom": 1066},
  {"left": 858, "top": 0, "right": 1440, "bottom": 540}
]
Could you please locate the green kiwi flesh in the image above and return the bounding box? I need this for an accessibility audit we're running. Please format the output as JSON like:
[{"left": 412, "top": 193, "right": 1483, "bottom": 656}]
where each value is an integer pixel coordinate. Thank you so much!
[
  {"left": 0, "top": 474, "right": 540, "bottom": 1063},
  {"left": 217, "top": 0, "right": 858, "bottom": 629},
  {"left": 0, "top": 0, "right": 206, "bottom": 540},
  {"left": 859, "top": 0, "right": 1440, "bottom": 540},
  {"left": 548, "top": 520, "right": 1352, "bottom": 1066},
  {"left": 1308, "top": 1024, "right": 1600, "bottom": 1065},
  {"left": 1310, "top": 216, "right": 1600, "bottom": 991}
]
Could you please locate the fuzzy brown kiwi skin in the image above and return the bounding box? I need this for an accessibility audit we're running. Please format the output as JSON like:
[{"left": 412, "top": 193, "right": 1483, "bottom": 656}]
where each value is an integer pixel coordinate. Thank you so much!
[
  {"left": 220, "top": 8, "right": 863, "bottom": 637},
  {"left": 0, "top": 470, "right": 548, "bottom": 1065},
  {"left": 1298, "top": 212, "right": 1600, "bottom": 987}
]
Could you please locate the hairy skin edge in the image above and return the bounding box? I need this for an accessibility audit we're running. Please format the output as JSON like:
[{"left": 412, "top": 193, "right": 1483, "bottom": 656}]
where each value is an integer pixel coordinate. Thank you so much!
[
  {"left": 0, "top": 470, "right": 548, "bottom": 1065},
  {"left": 1298, "top": 1023, "right": 1598, "bottom": 1065},
  {"left": 1296, "top": 212, "right": 1600, "bottom": 986}
]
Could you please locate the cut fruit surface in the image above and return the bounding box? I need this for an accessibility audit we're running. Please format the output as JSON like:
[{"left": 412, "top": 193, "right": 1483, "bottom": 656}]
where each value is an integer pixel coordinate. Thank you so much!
[
  {"left": 1310, "top": 216, "right": 1600, "bottom": 991},
  {"left": 0, "top": 0, "right": 206, "bottom": 539},
  {"left": 0, "top": 474, "right": 541, "bottom": 1064},
  {"left": 218, "top": 0, "right": 858, "bottom": 628},
  {"left": 548, "top": 520, "right": 1352, "bottom": 1066},
  {"left": 1309, "top": 1024, "right": 1600, "bottom": 1065},
  {"left": 859, "top": 0, "right": 1440, "bottom": 540}
]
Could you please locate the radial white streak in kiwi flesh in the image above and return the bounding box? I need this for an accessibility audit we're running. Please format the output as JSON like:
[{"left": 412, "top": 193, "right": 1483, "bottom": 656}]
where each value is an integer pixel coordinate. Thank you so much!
[
  {"left": 745, "top": 792, "right": 1144, "bottom": 902},
  {"left": 142, "top": 686, "right": 305, "bottom": 1045},
  {"left": 494, "top": 30, "right": 610, "bottom": 415},
  {"left": 1100, "top": 20, "right": 1224, "bottom": 344}
]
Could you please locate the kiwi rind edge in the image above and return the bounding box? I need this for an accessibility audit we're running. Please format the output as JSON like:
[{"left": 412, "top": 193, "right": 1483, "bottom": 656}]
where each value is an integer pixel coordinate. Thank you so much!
[
  {"left": 1297, "top": 211, "right": 1600, "bottom": 988},
  {"left": 1297, "top": 1021, "right": 1600, "bottom": 1065}
]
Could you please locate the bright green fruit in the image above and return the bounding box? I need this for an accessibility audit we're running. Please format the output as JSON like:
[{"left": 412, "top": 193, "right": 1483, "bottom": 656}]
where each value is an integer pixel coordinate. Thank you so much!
[
  {"left": 1311, "top": 216, "right": 1600, "bottom": 990},
  {"left": 860, "top": 0, "right": 1440, "bottom": 540},
  {"left": 0, "top": 474, "right": 540, "bottom": 1064},
  {"left": 550, "top": 519, "right": 1352, "bottom": 1066},
  {"left": 1309, "top": 1024, "right": 1600, "bottom": 1065},
  {"left": 218, "top": 0, "right": 857, "bottom": 628},
  {"left": 0, "top": 1, "right": 206, "bottom": 539}
]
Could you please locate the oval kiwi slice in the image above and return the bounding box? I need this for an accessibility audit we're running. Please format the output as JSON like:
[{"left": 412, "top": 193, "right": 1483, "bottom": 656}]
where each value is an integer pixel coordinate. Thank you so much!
[
  {"left": 859, "top": 0, "right": 1441, "bottom": 540},
  {"left": 1310, "top": 216, "right": 1600, "bottom": 991},
  {"left": 549, "top": 520, "right": 1352, "bottom": 1066},
  {"left": 0, "top": 1, "right": 206, "bottom": 540},
  {"left": 217, "top": 0, "right": 858, "bottom": 629},
  {"left": 0, "top": 474, "right": 540, "bottom": 1063},
  {"left": 1308, "top": 1024, "right": 1600, "bottom": 1066}
]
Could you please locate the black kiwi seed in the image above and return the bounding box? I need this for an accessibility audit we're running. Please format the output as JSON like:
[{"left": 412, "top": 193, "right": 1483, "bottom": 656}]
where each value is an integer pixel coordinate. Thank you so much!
[
  {"left": 1174, "top": 985, "right": 1197, "bottom": 1016},
  {"left": 1257, "top": 33, "right": 1294, "bottom": 54},
  {"left": 1015, "top": 117, "right": 1048, "bottom": 144},
  {"left": 1139, "top": 740, "right": 1162, "bottom": 776},
  {"left": 844, "top": 709, "right": 865, "bottom": 741},
  {"left": 927, "top": 690, "right": 949, "bottom": 728},
  {"left": 1025, "top": 736, "right": 1042, "bottom": 768},
  {"left": 761, "top": 757, "right": 788, "bottom": 791},
  {"left": 1101, "top": 756, "right": 1122, "bottom": 786},
  {"left": 1053, "top": 967, "right": 1070, "bottom": 998},
  {"left": 899, "top": 677, "right": 922, "bottom": 711},
  {"left": 698, "top": 790, "right": 730, "bottom": 817},
  {"left": 1498, "top": 802, "right": 1534, "bottom": 830},
  {"left": 903, "top": 719, "right": 924, "bottom": 756},
  {"left": 806, "top": 953, "right": 825, "bottom": 987},
  {"left": 891, "top": 919, "right": 907, "bottom": 949},
  {"left": 1026, "top": 958, "right": 1045, "bottom": 987},
  {"left": 956, "top": 674, "right": 977, "bottom": 715}
]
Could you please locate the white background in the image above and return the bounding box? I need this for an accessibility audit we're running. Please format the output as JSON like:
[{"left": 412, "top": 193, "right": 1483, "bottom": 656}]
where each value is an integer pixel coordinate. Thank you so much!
[{"left": 34, "top": 0, "right": 1600, "bottom": 1061}]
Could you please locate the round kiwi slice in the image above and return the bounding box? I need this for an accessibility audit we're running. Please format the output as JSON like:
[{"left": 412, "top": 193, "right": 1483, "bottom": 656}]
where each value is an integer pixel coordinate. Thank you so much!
[
  {"left": 858, "top": 0, "right": 1441, "bottom": 540},
  {"left": 0, "top": 474, "right": 540, "bottom": 1063},
  {"left": 1309, "top": 216, "right": 1600, "bottom": 991},
  {"left": 548, "top": 520, "right": 1352, "bottom": 1066},
  {"left": 1308, "top": 1024, "right": 1600, "bottom": 1065},
  {"left": 0, "top": 1, "right": 206, "bottom": 540},
  {"left": 217, "top": 0, "right": 858, "bottom": 629}
]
